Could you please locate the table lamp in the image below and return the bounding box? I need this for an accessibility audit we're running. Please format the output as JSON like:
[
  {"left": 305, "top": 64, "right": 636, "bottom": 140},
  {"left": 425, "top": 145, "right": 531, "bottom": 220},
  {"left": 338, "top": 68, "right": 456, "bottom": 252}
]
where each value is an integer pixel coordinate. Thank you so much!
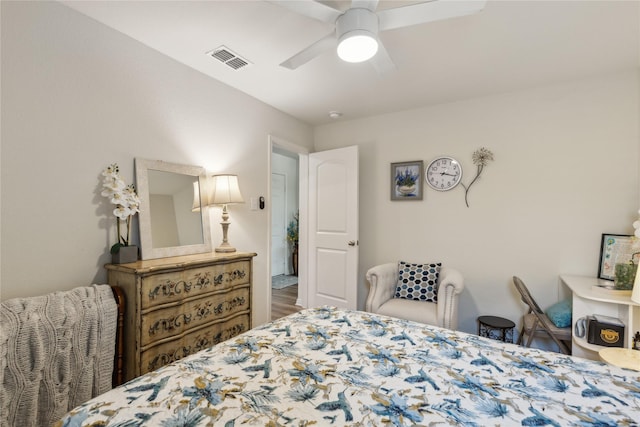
[
  {"left": 209, "top": 174, "right": 244, "bottom": 253},
  {"left": 633, "top": 267, "right": 640, "bottom": 304},
  {"left": 191, "top": 181, "right": 201, "bottom": 212}
]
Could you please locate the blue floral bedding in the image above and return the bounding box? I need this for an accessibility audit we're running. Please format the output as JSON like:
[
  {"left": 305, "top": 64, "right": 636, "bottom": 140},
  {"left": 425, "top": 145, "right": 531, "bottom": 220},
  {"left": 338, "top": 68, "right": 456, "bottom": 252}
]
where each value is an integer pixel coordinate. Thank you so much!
[{"left": 58, "top": 307, "right": 640, "bottom": 426}]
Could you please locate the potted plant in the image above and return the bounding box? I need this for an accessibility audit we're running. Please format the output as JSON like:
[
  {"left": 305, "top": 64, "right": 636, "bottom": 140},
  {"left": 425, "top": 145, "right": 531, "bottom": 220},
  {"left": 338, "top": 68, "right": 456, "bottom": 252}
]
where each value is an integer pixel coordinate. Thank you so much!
[
  {"left": 101, "top": 163, "right": 141, "bottom": 264},
  {"left": 286, "top": 211, "right": 299, "bottom": 276},
  {"left": 614, "top": 252, "right": 640, "bottom": 290},
  {"left": 395, "top": 168, "right": 418, "bottom": 195}
]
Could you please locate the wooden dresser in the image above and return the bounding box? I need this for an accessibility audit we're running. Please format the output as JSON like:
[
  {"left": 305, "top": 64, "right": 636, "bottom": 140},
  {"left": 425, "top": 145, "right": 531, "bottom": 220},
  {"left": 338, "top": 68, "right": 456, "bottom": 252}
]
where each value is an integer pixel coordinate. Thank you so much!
[{"left": 106, "top": 251, "right": 256, "bottom": 381}]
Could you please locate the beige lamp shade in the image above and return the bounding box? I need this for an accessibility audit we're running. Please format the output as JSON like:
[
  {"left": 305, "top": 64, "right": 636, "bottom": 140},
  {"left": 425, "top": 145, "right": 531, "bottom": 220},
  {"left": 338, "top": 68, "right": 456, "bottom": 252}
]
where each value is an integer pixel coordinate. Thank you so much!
[
  {"left": 633, "top": 267, "right": 640, "bottom": 304},
  {"left": 191, "top": 181, "right": 201, "bottom": 212},
  {"left": 209, "top": 174, "right": 244, "bottom": 205}
]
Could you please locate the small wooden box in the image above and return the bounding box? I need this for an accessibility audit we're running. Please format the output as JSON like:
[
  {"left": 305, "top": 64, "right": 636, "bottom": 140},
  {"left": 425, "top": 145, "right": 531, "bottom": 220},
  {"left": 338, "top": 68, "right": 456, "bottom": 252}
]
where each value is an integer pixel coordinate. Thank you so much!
[{"left": 588, "top": 315, "right": 625, "bottom": 348}]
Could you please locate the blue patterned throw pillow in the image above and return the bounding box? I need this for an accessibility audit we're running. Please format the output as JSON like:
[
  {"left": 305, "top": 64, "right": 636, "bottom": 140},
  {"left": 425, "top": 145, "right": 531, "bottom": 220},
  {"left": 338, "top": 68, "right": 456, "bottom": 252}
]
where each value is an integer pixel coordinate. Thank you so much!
[{"left": 394, "top": 261, "right": 442, "bottom": 303}]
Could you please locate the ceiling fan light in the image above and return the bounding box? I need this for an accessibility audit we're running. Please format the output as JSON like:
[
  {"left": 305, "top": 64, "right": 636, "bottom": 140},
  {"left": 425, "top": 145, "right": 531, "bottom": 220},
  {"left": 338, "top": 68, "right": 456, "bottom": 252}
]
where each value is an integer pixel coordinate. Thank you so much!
[{"left": 337, "top": 31, "right": 378, "bottom": 63}]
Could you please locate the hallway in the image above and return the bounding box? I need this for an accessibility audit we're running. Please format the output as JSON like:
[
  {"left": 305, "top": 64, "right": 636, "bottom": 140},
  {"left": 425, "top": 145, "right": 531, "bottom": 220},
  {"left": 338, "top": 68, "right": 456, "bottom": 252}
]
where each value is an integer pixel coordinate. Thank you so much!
[{"left": 271, "top": 284, "right": 302, "bottom": 320}]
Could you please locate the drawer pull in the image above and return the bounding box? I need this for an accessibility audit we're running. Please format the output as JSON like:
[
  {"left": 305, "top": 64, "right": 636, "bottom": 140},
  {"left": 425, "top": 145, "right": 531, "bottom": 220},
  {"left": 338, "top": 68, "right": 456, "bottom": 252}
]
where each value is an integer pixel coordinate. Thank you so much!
[
  {"left": 195, "top": 297, "right": 247, "bottom": 320},
  {"left": 148, "top": 272, "right": 212, "bottom": 300},
  {"left": 149, "top": 313, "right": 193, "bottom": 336},
  {"left": 213, "top": 269, "right": 247, "bottom": 285},
  {"left": 213, "top": 296, "right": 247, "bottom": 315}
]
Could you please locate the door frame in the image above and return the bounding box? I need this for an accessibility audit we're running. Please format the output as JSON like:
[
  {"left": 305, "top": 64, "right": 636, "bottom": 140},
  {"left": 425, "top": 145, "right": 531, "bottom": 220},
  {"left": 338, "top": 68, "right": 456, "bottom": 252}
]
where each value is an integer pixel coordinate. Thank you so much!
[{"left": 268, "top": 135, "right": 309, "bottom": 318}]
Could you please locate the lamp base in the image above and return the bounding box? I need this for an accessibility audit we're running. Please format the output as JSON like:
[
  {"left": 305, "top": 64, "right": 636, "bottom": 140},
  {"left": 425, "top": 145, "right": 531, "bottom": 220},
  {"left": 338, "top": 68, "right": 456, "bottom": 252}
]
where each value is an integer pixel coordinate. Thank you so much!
[
  {"left": 216, "top": 205, "right": 236, "bottom": 253},
  {"left": 215, "top": 244, "right": 236, "bottom": 253}
]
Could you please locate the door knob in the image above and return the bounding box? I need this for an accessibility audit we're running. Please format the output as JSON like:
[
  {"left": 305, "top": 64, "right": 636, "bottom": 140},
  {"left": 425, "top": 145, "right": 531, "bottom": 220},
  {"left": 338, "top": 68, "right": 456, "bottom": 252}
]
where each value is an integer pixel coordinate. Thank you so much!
[{"left": 348, "top": 240, "right": 357, "bottom": 246}]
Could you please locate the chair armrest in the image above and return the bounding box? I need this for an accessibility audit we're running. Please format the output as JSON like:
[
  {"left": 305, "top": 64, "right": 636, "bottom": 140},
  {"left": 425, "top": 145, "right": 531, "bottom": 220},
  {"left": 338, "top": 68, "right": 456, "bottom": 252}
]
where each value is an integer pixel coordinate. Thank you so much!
[
  {"left": 365, "top": 263, "right": 398, "bottom": 313},
  {"left": 436, "top": 267, "right": 465, "bottom": 330}
]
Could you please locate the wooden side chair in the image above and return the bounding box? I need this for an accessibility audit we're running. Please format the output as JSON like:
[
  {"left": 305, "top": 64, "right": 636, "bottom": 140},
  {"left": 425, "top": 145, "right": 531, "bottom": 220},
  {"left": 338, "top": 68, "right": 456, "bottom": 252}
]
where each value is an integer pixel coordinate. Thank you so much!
[{"left": 512, "top": 276, "right": 572, "bottom": 354}]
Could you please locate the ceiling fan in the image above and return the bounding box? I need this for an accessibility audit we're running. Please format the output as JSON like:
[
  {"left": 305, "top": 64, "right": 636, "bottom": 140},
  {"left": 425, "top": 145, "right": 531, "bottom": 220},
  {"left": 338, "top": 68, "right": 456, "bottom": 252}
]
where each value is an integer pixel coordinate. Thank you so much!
[{"left": 269, "top": 0, "right": 487, "bottom": 74}]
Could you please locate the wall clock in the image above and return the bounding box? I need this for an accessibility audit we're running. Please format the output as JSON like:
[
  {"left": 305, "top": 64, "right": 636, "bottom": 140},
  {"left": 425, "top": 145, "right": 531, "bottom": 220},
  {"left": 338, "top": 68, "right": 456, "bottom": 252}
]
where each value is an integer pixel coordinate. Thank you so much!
[{"left": 426, "top": 157, "right": 463, "bottom": 191}]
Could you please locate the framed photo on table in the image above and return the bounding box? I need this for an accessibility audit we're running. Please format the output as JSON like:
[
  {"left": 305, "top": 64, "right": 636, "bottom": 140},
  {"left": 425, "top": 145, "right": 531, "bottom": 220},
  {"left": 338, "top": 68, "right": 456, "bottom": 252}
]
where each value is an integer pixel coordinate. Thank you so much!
[
  {"left": 598, "top": 233, "right": 636, "bottom": 281},
  {"left": 390, "top": 161, "right": 424, "bottom": 201}
]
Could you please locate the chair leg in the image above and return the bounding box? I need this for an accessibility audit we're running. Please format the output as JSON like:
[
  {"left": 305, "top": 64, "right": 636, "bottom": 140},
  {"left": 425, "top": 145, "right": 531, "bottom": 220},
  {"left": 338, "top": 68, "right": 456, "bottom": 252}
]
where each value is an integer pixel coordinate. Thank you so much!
[
  {"left": 550, "top": 336, "right": 571, "bottom": 355},
  {"left": 518, "top": 319, "right": 570, "bottom": 354},
  {"left": 524, "top": 318, "right": 538, "bottom": 348}
]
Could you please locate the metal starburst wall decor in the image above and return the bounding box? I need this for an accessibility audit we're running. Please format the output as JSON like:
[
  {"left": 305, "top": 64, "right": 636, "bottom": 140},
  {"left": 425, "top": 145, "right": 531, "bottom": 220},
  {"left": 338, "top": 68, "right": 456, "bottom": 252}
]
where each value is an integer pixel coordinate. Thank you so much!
[{"left": 461, "top": 147, "right": 494, "bottom": 207}]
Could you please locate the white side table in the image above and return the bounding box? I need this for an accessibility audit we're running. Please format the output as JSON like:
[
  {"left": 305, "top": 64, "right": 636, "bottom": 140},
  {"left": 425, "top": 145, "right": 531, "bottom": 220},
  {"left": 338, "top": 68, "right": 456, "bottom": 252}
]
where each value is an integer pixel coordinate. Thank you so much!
[
  {"left": 560, "top": 275, "right": 640, "bottom": 360},
  {"left": 599, "top": 347, "right": 640, "bottom": 371}
]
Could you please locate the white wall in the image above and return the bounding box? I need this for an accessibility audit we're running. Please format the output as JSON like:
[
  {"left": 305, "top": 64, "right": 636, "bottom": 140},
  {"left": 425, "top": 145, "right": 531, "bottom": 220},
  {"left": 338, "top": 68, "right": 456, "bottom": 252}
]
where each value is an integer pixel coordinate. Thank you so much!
[
  {"left": 0, "top": 1, "right": 313, "bottom": 327},
  {"left": 315, "top": 71, "right": 640, "bottom": 336}
]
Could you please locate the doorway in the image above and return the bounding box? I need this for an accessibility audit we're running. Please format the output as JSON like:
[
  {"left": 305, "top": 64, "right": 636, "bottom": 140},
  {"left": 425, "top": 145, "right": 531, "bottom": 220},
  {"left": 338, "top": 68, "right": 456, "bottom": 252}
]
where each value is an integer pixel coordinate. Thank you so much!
[{"left": 268, "top": 138, "right": 359, "bottom": 319}]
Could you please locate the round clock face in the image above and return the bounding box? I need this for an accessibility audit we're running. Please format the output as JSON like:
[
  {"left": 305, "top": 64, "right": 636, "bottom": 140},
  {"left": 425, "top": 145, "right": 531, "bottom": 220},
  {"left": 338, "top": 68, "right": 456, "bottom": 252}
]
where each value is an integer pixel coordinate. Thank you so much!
[{"left": 426, "top": 157, "right": 463, "bottom": 191}]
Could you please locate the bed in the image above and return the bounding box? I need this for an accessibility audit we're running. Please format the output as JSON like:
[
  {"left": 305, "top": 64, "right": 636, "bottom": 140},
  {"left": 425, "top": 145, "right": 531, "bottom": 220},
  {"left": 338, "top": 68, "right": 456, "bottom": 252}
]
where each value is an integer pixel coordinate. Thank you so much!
[{"left": 57, "top": 306, "right": 640, "bottom": 426}]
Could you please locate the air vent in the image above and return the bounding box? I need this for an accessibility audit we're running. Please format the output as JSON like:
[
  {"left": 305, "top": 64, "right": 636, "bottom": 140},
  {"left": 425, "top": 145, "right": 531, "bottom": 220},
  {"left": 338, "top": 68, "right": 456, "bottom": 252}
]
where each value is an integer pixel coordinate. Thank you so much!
[{"left": 207, "top": 46, "right": 251, "bottom": 70}]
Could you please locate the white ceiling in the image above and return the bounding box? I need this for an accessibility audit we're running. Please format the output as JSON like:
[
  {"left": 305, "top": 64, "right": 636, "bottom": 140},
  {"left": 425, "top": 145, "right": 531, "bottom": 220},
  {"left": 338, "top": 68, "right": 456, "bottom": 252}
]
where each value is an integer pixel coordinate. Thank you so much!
[{"left": 61, "top": 0, "right": 639, "bottom": 126}]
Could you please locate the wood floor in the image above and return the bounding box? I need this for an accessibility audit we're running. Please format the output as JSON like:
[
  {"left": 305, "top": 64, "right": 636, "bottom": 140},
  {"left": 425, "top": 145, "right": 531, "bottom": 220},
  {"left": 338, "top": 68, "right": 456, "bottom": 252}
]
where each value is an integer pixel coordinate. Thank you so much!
[{"left": 271, "top": 284, "right": 303, "bottom": 320}]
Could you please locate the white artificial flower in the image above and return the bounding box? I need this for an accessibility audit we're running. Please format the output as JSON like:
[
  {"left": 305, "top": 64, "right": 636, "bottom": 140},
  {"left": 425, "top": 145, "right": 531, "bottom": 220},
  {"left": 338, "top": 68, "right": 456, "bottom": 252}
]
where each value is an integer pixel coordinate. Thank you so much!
[
  {"left": 111, "top": 192, "right": 126, "bottom": 205},
  {"left": 101, "top": 163, "right": 140, "bottom": 248},
  {"left": 113, "top": 205, "right": 132, "bottom": 220},
  {"left": 101, "top": 177, "right": 125, "bottom": 198},
  {"left": 128, "top": 201, "right": 140, "bottom": 215},
  {"left": 101, "top": 163, "right": 119, "bottom": 177}
]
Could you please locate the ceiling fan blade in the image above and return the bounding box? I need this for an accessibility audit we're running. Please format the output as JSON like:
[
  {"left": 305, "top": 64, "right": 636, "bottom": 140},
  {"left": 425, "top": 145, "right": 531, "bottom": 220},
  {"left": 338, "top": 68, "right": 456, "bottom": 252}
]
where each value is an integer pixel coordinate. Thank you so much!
[
  {"left": 267, "top": 0, "right": 342, "bottom": 24},
  {"left": 370, "top": 40, "right": 396, "bottom": 76},
  {"left": 379, "top": 0, "right": 486, "bottom": 31},
  {"left": 280, "top": 32, "right": 336, "bottom": 70},
  {"left": 350, "top": 0, "right": 379, "bottom": 12}
]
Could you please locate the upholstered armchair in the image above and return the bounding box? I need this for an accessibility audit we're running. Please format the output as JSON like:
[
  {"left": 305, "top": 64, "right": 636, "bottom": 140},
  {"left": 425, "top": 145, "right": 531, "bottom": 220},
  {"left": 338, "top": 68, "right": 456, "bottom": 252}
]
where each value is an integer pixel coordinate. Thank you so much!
[{"left": 365, "top": 263, "right": 465, "bottom": 330}]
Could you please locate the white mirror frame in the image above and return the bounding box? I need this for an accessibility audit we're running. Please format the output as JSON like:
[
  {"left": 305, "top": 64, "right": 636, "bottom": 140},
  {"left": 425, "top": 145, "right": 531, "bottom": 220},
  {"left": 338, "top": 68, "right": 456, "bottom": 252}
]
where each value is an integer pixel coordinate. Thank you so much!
[{"left": 135, "top": 158, "right": 212, "bottom": 260}]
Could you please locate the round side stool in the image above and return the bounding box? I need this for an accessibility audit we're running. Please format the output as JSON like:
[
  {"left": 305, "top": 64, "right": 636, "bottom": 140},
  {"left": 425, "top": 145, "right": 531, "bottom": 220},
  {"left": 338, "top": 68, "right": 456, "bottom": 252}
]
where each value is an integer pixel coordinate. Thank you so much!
[
  {"left": 478, "top": 315, "right": 515, "bottom": 343},
  {"left": 599, "top": 347, "right": 640, "bottom": 371}
]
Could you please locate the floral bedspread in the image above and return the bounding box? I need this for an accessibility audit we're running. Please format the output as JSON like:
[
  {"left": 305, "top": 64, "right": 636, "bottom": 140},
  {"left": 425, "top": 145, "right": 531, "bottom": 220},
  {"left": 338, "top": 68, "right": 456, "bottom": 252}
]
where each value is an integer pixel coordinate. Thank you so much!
[{"left": 58, "top": 307, "right": 640, "bottom": 426}]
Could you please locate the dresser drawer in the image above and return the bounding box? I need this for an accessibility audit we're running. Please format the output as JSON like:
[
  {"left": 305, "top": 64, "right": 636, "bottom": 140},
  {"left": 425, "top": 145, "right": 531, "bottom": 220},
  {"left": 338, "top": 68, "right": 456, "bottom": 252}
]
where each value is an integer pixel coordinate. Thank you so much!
[
  {"left": 141, "top": 312, "right": 250, "bottom": 374},
  {"left": 142, "top": 260, "right": 251, "bottom": 309},
  {"left": 141, "top": 286, "right": 250, "bottom": 346}
]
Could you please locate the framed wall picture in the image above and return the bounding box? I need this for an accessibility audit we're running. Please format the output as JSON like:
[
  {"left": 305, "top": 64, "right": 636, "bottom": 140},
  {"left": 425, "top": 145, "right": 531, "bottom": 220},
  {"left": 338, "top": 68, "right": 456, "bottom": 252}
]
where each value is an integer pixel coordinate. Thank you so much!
[
  {"left": 391, "top": 161, "right": 423, "bottom": 201},
  {"left": 598, "top": 233, "right": 637, "bottom": 281}
]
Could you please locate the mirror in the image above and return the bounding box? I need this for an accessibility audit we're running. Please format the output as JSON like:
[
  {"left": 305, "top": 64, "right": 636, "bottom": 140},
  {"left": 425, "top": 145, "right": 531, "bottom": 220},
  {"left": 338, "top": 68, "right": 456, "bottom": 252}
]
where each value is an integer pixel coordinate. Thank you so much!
[{"left": 135, "top": 158, "right": 212, "bottom": 260}]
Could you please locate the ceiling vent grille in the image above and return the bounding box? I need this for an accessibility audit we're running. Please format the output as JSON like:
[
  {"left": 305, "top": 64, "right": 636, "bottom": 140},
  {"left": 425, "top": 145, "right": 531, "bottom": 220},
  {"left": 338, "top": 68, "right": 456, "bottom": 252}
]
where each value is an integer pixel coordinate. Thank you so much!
[{"left": 207, "top": 46, "right": 251, "bottom": 70}]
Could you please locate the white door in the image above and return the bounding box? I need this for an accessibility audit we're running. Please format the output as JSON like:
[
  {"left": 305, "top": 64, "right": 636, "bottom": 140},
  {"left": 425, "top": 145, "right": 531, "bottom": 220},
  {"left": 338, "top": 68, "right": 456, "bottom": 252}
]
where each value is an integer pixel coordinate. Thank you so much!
[
  {"left": 308, "top": 146, "right": 358, "bottom": 309},
  {"left": 271, "top": 173, "right": 286, "bottom": 276}
]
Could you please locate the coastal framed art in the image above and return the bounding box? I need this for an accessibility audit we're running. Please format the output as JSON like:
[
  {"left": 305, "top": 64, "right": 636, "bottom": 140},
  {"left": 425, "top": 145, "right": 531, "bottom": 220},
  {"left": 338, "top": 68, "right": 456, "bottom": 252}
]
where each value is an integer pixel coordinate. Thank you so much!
[
  {"left": 598, "top": 233, "right": 636, "bottom": 281},
  {"left": 391, "top": 161, "right": 423, "bottom": 201}
]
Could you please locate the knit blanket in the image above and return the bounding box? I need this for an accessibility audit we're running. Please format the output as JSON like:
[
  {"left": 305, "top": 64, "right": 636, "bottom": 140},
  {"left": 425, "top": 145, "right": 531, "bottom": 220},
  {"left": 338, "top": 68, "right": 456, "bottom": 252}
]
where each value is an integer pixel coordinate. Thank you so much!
[{"left": 0, "top": 285, "right": 117, "bottom": 427}]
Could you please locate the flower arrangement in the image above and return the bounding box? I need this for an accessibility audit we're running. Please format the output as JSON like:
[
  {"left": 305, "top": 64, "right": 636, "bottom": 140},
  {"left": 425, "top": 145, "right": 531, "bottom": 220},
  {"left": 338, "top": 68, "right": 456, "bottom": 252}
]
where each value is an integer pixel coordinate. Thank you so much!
[
  {"left": 614, "top": 251, "right": 640, "bottom": 290},
  {"left": 633, "top": 210, "right": 640, "bottom": 238},
  {"left": 395, "top": 168, "right": 419, "bottom": 188},
  {"left": 461, "top": 147, "right": 494, "bottom": 207},
  {"left": 101, "top": 163, "right": 140, "bottom": 254},
  {"left": 287, "top": 210, "right": 299, "bottom": 246}
]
